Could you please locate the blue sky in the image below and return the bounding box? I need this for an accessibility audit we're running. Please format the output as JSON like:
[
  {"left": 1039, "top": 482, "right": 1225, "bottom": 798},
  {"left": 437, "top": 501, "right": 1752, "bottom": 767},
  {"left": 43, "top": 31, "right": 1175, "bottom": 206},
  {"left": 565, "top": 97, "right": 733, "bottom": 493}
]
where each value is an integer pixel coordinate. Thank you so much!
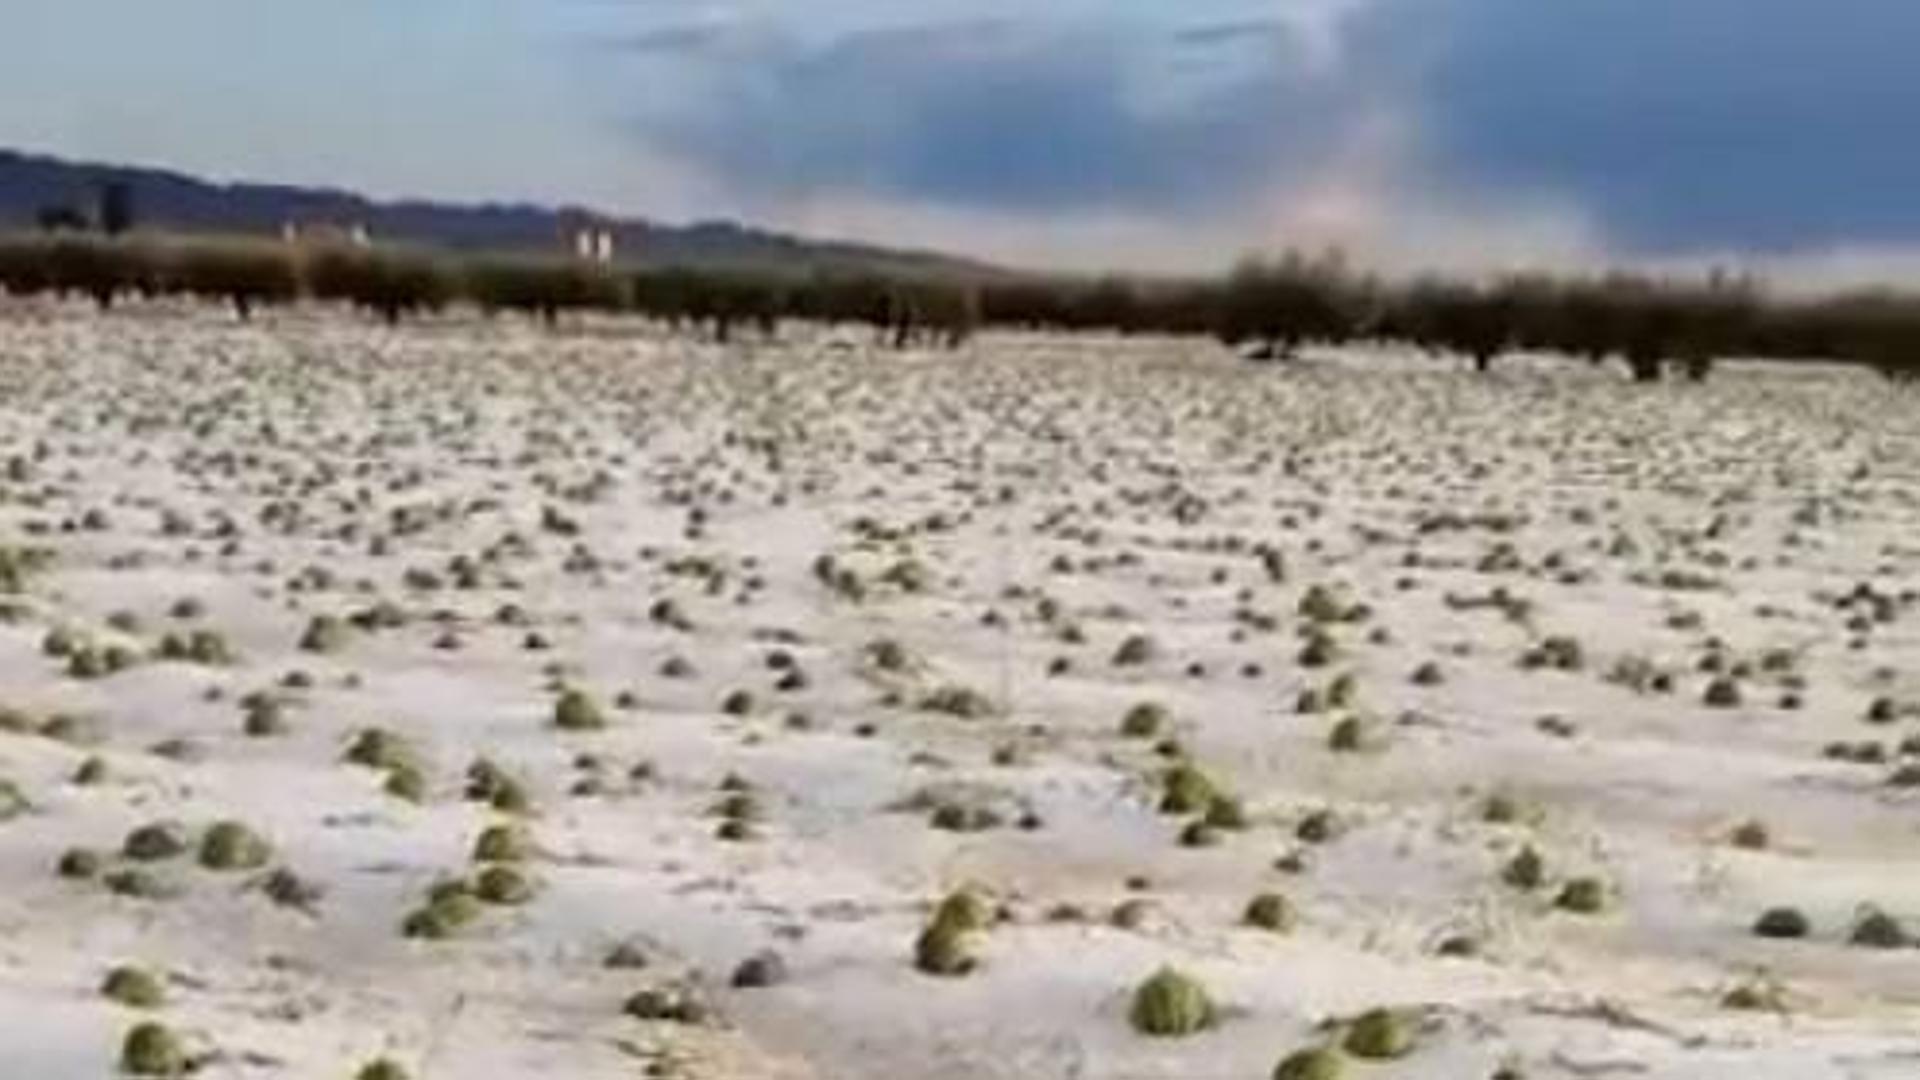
[{"left": 5, "top": 0, "right": 1918, "bottom": 276}]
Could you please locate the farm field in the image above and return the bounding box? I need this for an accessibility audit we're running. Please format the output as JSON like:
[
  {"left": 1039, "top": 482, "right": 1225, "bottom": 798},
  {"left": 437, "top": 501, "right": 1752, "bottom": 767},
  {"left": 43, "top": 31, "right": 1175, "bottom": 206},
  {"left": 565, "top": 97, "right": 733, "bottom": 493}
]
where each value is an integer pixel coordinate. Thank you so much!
[{"left": 2, "top": 304, "right": 1919, "bottom": 1079}]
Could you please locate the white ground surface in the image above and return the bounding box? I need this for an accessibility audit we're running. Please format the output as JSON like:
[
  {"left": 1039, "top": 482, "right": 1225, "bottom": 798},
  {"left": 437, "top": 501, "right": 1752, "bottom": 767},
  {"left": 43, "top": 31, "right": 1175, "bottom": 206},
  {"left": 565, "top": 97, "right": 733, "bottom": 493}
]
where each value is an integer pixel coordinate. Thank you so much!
[{"left": 2, "top": 303, "right": 1919, "bottom": 1079}]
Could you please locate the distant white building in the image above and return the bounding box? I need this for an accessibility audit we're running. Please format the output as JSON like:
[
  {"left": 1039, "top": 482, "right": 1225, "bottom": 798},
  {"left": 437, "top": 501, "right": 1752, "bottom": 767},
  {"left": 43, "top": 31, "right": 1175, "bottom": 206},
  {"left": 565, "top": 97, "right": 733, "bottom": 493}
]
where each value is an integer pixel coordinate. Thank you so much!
[{"left": 573, "top": 228, "right": 615, "bottom": 264}]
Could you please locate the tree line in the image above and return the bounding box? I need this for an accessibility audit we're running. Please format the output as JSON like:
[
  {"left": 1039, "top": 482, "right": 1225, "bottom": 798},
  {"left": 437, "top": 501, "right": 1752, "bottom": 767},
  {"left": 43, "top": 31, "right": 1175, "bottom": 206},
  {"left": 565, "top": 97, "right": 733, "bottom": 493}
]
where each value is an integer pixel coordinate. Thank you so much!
[{"left": 1, "top": 233, "right": 1917, "bottom": 380}]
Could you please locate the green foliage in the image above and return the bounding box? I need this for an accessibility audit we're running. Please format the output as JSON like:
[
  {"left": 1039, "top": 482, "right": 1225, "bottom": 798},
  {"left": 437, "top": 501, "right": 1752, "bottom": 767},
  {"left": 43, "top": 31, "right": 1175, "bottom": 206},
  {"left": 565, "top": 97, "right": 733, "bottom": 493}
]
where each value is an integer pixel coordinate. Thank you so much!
[
  {"left": 1555, "top": 877, "right": 1608, "bottom": 914},
  {"left": 931, "top": 888, "right": 993, "bottom": 934},
  {"left": 120, "top": 1021, "right": 188, "bottom": 1076},
  {"left": 101, "top": 965, "right": 166, "bottom": 1009},
  {"left": 198, "top": 821, "right": 272, "bottom": 871},
  {"left": 1120, "top": 702, "right": 1167, "bottom": 739},
  {"left": 913, "top": 918, "right": 977, "bottom": 977},
  {"left": 1217, "top": 252, "right": 1357, "bottom": 359},
  {"left": 474, "top": 864, "right": 535, "bottom": 905},
  {"left": 1243, "top": 892, "right": 1297, "bottom": 933},
  {"left": 472, "top": 822, "right": 531, "bottom": 863},
  {"left": 298, "top": 614, "right": 351, "bottom": 654},
  {"left": 169, "top": 243, "right": 299, "bottom": 318},
  {"left": 1129, "top": 967, "right": 1215, "bottom": 1037},
  {"left": 553, "top": 687, "right": 606, "bottom": 731},
  {"left": 355, "top": 1060, "right": 411, "bottom": 1080},
  {"left": 123, "top": 823, "right": 188, "bottom": 862},
  {"left": 1753, "top": 906, "right": 1810, "bottom": 939},
  {"left": 1159, "top": 763, "right": 1217, "bottom": 815},
  {"left": 0, "top": 233, "right": 1917, "bottom": 377},
  {"left": 1342, "top": 1008, "right": 1415, "bottom": 1060},
  {"left": 1272, "top": 1047, "right": 1346, "bottom": 1080}
]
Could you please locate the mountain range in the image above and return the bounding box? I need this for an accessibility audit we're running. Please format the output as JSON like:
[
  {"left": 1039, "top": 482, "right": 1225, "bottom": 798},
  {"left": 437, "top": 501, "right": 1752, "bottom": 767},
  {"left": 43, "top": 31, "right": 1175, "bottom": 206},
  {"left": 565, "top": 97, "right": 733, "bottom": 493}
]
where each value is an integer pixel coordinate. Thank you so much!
[{"left": 0, "top": 147, "right": 995, "bottom": 277}]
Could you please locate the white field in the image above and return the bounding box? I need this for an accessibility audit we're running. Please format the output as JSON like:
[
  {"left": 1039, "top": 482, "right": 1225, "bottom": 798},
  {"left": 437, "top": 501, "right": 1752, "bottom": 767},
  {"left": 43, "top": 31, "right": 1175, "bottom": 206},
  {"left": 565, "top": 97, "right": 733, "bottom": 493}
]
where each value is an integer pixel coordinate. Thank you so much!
[{"left": 2, "top": 304, "right": 1919, "bottom": 1080}]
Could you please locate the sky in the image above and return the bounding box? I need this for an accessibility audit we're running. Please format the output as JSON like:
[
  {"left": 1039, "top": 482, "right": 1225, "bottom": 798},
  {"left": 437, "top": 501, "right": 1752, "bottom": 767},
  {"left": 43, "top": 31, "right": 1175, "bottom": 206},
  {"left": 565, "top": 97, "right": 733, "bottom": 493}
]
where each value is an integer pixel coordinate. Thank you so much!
[{"left": 4, "top": 0, "right": 1918, "bottom": 280}]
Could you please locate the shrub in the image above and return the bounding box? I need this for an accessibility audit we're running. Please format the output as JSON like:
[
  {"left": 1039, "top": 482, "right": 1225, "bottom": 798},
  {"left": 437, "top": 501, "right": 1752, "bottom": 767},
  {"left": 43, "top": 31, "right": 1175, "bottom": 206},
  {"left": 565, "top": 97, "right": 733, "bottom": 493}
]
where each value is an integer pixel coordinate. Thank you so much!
[
  {"left": 402, "top": 886, "right": 483, "bottom": 940},
  {"left": 1850, "top": 908, "right": 1910, "bottom": 949},
  {"left": 1327, "top": 716, "right": 1368, "bottom": 753},
  {"left": 1298, "top": 633, "right": 1339, "bottom": 668},
  {"left": 123, "top": 823, "right": 188, "bottom": 862},
  {"left": 260, "top": 867, "right": 324, "bottom": 911},
  {"left": 1272, "top": 1046, "right": 1346, "bottom": 1080},
  {"left": 345, "top": 728, "right": 412, "bottom": 771},
  {"left": 1728, "top": 819, "right": 1771, "bottom": 850},
  {"left": 913, "top": 918, "right": 977, "bottom": 977},
  {"left": 1502, "top": 846, "right": 1545, "bottom": 891},
  {"left": 104, "top": 867, "right": 170, "bottom": 900},
  {"left": 932, "top": 888, "right": 993, "bottom": 934},
  {"left": 242, "top": 696, "right": 287, "bottom": 737},
  {"left": 603, "top": 942, "right": 649, "bottom": 970},
  {"left": 1295, "top": 809, "right": 1338, "bottom": 845},
  {"left": 1179, "top": 820, "right": 1222, "bottom": 848},
  {"left": 384, "top": 763, "right": 427, "bottom": 803},
  {"left": 919, "top": 685, "right": 991, "bottom": 718},
  {"left": 1752, "top": 907, "right": 1810, "bottom": 939},
  {"left": 1243, "top": 892, "right": 1296, "bottom": 933},
  {"left": 198, "top": 821, "right": 271, "bottom": 871},
  {"left": 1121, "top": 702, "right": 1167, "bottom": 739},
  {"left": 730, "top": 949, "right": 789, "bottom": 989},
  {"left": 1480, "top": 792, "right": 1523, "bottom": 825},
  {"left": 1159, "top": 763, "right": 1217, "bottom": 814},
  {"left": 1113, "top": 634, "right": 1157, "bottom": 667},
  {"left": 1703, "top": 677, "right": 1742, "bottom": 708},
  {"left": 1721, "top": 974, "right": 1788, "bottom": 1013},
  {"left": 1342, "top": 1007, "right": 1415, "bottom": 1060},
  {"left": 355, "top": 1060, "right": 411, "bottom": 1080},
  {"left": 1110, "top": 898, "right": 1154, "bottom": 930},
  {"left": 465, "top": 758, "right": 531, "bottom": 814},
  {"left": 622, "top": 982, "right": 710, "bottom": 1025},
  {"left": 121, "top": 1021, "right": 188, "bottom": 1076},
  {"left": 1130, "top": 968, "right": 1214, "bottom": 1037},
  {"left": 472, "top": 822, "right": 531, "bottom": 863},
  {"left": 1204, "top": 795, "right": 1249, "bottom": 831},
  {"left": 298, "top": 614, "right": 350, "bottom": 654},
  {"left": 930, "top": 802, "right": 998, "bottom": 833},
  {"left": 101, "top": 965, "right": 166, "bottom": 1009},
  {"left": 1555, "top": 877, "right": 1608, "bottom": 914},
  {"left": 58, "top": 846, "right": 103, "bottom": 879},
  {"left": 474, "top": 865, "right": 535, "bottom": 906},
  {"left": 553, "top": 688, "right": 606, "bottom": 731}
]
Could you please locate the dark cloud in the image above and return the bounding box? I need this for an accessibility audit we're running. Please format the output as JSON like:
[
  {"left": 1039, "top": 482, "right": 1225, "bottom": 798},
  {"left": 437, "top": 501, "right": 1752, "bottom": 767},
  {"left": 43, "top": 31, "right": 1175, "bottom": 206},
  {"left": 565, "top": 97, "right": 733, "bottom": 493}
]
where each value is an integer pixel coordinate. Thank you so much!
[
  {"left": 605, "top": 3, "right": 1920, "bottom": 257},
  {"left": 626, "top": 19, "right": 1354, "bottom": 214},
  {"left": 1367, "top": 0, "right": 1920, "bottom": 252}
]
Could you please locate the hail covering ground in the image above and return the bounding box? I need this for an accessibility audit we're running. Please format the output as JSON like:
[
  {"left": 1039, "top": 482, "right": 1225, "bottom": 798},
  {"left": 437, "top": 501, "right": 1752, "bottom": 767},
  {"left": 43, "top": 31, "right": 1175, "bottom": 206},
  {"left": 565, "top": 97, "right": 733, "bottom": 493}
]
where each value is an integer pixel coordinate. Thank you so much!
[{"left": 0, "top": 303, "right": 1918, "bottom": 1079}]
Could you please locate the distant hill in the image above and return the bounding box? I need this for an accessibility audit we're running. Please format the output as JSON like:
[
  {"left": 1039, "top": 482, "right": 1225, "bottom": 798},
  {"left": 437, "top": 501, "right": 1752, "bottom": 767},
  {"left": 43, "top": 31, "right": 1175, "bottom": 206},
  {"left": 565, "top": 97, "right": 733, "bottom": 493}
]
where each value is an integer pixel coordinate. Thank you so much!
[{"left": 0, "top": 147, "right": 999, "bottom": 278}]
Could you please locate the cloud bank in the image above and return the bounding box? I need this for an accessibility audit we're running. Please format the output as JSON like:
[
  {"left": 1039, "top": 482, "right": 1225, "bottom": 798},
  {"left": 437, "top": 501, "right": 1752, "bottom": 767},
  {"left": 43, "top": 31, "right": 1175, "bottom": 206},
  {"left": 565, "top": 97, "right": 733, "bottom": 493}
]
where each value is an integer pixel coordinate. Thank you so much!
[{"left": 600, "top": 0, "right": 1920, "bottom": 274}]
